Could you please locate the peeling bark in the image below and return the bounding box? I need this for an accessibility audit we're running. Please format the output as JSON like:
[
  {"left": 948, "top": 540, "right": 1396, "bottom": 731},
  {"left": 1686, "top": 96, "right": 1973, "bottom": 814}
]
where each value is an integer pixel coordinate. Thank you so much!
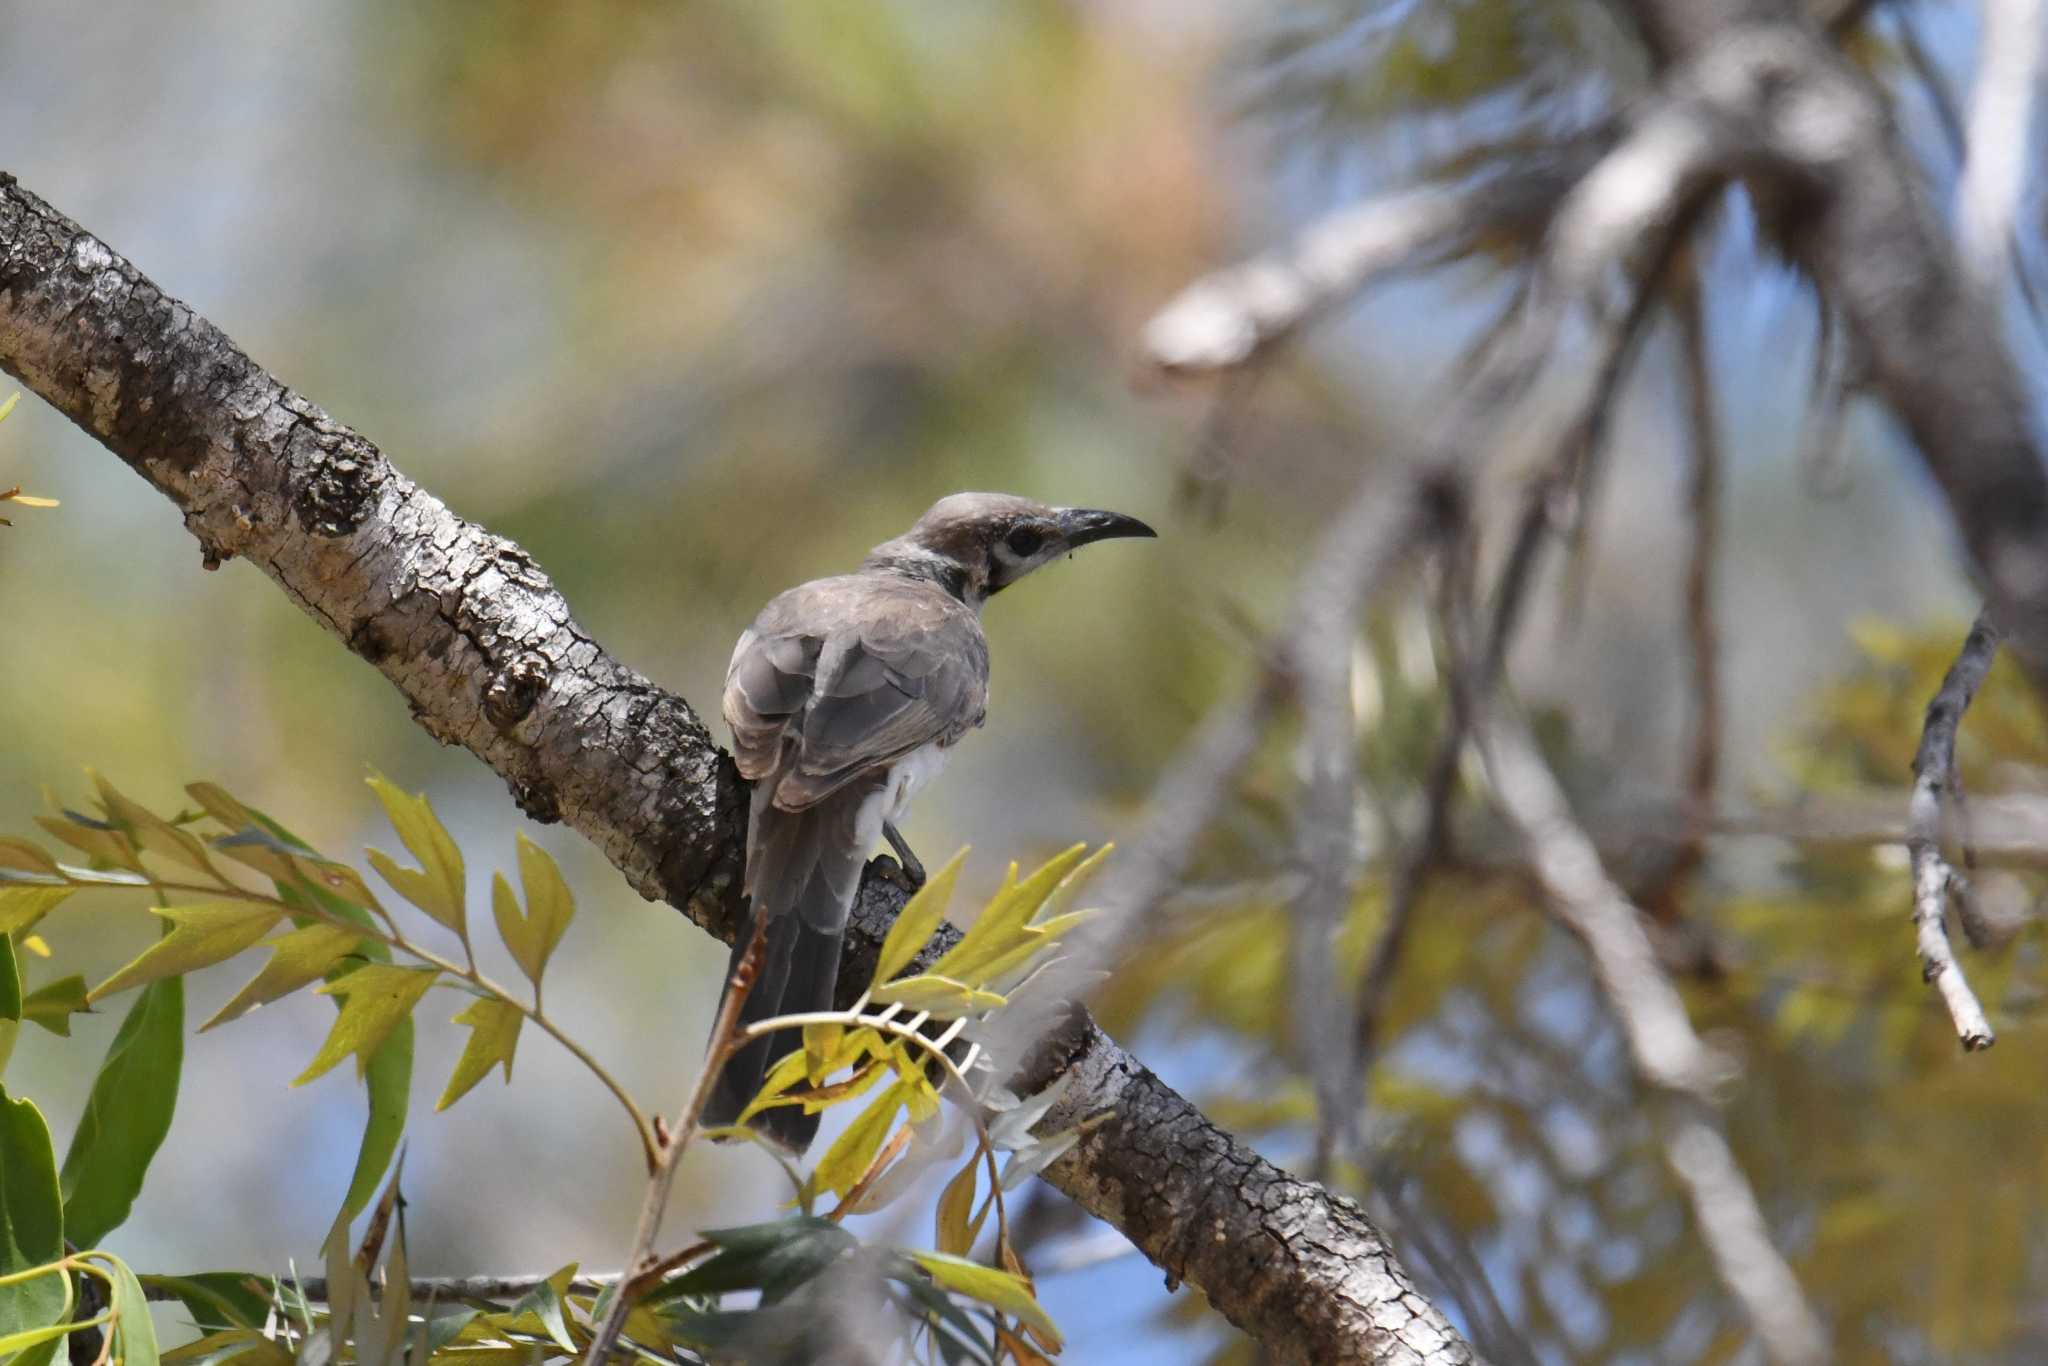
[{"left": 0, "top": 174, "right": 1470, "bottom": 1366}]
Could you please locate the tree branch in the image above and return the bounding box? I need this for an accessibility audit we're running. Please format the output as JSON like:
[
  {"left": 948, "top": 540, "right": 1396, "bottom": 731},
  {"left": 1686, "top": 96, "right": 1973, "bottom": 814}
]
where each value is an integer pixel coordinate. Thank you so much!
[
  {"left": 1908, "top": 612, "right": 2001, "bottom": 1050},
  {"left": 1477, "top": 703, "right": 1826, "bottom": 1365},
  {"left": 0, "top": 173, "right": 1470, "bottom": 1366},
  {"left": 1142, "top": 147, "right": 1601, "bottom": 373},
  {"left": 1626, "top": 6, "right": 2048, "bottom": 680}
]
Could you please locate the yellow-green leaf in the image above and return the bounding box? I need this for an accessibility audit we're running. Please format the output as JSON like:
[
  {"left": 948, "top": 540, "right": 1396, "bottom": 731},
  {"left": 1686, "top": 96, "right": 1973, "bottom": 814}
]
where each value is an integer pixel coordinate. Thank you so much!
[
  {"left": 813, "top": 1079, "right": 912, "bottom": 1200},
  {"left": 497, "top": 834, "right": 574, "bottom": 989},
  {"left": 935, "top": 1154, "right": 982, "bottom": 1255},
  {"left": 872, "top": 848, "right": 968, "bottom": 985},
  {"left": 20, "top": 976, "right": 88, "bottom": 1037},
  {"left": 204, "top": 923, "right": 363, "bottom": 1030},
  {"left": 293, "top": 965, "right": 438, "bottom": 1086},
  {"left": 804, "top": 1020, "right": 844, "bottom": 1086},
  {"left": 0, "top": 887, "right": 74, "bottom": 935},
  {"left": 929, "top": 844, "right": 1104, "bottom": 987},
  {"left": 0, "top": 840, "right": 58, "bottom": 877},
  {"left": 436, "top": 998, "right": 522, "bottom": 1111},
  {"left": 89, "top": 904, "right": 284, "bottom": 1002},
  {"left": 35, "top": 813, "right": 138, "bottom": 872},
  {"left": 90, "top": 772, "right": 213, "bottom": 875},
  {"left": 183, "top": 783, "right": 256, "bottom": 833},
  {"left": 866, "top": 974, "right": 1005, "bottom": 1016},
  {"left": 908, "top": 1251, "right": 1060, "bottom": 1348},
  {"left": 364, "top": 772, "right": 466, "bottom": 940}
]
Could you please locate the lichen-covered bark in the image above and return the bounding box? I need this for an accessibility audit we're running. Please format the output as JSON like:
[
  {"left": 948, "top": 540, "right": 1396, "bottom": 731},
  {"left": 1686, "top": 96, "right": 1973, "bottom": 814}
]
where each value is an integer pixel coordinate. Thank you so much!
[{"left": 0, "top": 174, "right": 1470, "bottom": 1366}]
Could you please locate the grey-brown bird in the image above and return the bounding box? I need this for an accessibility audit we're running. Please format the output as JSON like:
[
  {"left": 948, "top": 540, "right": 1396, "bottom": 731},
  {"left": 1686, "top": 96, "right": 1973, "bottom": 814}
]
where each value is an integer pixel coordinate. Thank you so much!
[{"left": 702, "top": 491, "right": 1155, "bottom": 1151}]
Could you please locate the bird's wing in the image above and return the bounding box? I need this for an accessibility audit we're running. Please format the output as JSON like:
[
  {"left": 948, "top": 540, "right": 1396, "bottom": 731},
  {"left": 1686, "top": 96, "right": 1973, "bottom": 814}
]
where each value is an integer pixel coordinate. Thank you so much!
[{"left": 722, "top": 578, "right": 988, "bottom": 811}]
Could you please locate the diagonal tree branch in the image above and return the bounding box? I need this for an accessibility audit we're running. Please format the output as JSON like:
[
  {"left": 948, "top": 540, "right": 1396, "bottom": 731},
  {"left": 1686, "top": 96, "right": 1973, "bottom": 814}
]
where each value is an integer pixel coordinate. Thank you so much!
[{"left": 0, "top": 173, "right": 1470, "bottom": 1366}]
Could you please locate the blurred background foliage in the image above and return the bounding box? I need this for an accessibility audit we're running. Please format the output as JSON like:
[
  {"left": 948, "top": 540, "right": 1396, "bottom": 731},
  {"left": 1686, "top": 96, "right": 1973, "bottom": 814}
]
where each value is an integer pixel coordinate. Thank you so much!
[{"left": 1, "top": 0, "right": 2041, "bottom": 1360}]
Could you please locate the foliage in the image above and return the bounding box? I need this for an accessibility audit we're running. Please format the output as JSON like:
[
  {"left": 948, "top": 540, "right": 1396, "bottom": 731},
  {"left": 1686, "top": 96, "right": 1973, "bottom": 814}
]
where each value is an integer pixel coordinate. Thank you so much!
[
  {"left": 0, "top": 393, "right": 59, "bottom": 527},
  {"left": 0, "top": 773, "right": 1099, "bottom": 1363},
  {"left": 1095, "top": 616, "right": 2048, "bottom": 1362}
]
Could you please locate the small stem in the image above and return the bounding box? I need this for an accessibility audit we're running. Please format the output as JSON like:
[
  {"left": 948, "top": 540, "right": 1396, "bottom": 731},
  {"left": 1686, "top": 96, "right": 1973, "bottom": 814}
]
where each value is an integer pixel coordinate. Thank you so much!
[
  {"left": 582, "top": 917, "right": 769, "bottom": 1366},
  {"left": 124, "top": 873, "right": 660, "bottom": 1167}
]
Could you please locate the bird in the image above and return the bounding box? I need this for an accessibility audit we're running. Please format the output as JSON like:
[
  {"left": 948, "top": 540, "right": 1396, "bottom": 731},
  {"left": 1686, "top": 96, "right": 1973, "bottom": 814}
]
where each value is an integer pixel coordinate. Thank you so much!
[{"left": 701, "top": 491, "right": 1156, "bottom": 1152}]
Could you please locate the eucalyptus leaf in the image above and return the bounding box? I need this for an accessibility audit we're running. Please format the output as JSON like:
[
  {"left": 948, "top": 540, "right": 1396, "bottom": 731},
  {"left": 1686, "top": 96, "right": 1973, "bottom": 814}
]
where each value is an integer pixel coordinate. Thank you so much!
[
  {"left": 0, "top": 1089, "right": 65, "bottom": 1342},
  {"left": 60, "top": 978, "right": 183, "bottom": 1248}
]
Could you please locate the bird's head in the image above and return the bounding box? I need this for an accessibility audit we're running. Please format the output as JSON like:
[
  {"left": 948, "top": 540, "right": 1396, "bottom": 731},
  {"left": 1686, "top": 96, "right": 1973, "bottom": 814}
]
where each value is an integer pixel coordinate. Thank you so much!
[{"left": 866, "top": 491, "right": 1156, "bottom": 605}]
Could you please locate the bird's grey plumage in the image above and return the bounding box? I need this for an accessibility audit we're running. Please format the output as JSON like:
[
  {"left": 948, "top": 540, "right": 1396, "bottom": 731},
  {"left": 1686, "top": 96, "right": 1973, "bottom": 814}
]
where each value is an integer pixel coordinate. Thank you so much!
[{"left": 701, "top": 492, "right": 1154, "bottom": 1152}]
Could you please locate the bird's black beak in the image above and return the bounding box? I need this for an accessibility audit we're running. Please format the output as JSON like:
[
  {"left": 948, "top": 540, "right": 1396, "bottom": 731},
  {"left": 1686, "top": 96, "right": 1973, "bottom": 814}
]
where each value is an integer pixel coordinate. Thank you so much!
[{"left": 1055, "top": 507, "right": 1157, "bottom": 548}]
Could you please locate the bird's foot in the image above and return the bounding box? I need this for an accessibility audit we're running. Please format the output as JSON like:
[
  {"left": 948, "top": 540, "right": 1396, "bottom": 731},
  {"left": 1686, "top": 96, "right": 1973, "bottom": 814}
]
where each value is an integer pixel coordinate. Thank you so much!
[{"left": 882, "top": 822, "right": 928, "bottom": 889}]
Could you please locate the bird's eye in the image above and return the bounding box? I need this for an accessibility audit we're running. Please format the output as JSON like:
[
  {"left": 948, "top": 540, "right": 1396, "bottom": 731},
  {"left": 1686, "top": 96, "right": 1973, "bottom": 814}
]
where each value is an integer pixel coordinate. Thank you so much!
[{"left": 1005, "top": 527, "right": 1045, "bottom": 557}]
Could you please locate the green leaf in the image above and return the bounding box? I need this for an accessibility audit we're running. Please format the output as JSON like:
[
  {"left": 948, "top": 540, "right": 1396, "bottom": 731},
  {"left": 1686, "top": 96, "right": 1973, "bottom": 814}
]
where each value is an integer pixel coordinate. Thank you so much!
[
  {"left": 873, "top": 848, "right": 968, "bottom": 985},
  {"left": 0, "top": 934, "right": 19, "bottom": 1023},
  {"left": 140, "top": 1273, "right": 277, "bottom": 1334},
  {"left": 907, "top": 1251, "right": 1060, "bottom": 1348},
  {"left": 0, "top": 1090, "right": 66, "bottom": 1342},
  {"left": 491, "top": 834, "right": 574, "bottom": 991},
  {"left": 0, "top": 1317, "right": 84, "bottom": 1360},
  {"left": 203, "top": 923, "right": 363, "bottom": 1031},
  {"left": 89, "top": 904, "right": 284, "bottom": 1002},
  {"left": 656, "top": 1218, "right": 857, "bottom": 1306},
  {"left": 866, "top": 974, "right": 1005, "bottom": 1016},
  {"left": 341, "top": 1022, "right": 412, "bottom": 1224},
  {"left": 247, "top": 829, "right": 413, "bottom": 1229},
  {"left": 294, "top": 965, "right": 437, "bottom": 1086},
  {"left": 20, "top": 976, "right": 89, "bottom": 1037},
  {"left": 364, "top": 773, "right": 466, "bottom": 941},
  {"left": 435, "top": 998, "right": 522, "bottom": 1111},
  {"left": 60, "top": 978, "right": 184, "bottom": 1248},
  {"left": 108, "top": 1254, "right": 161, "bottom": 1366},
  {"left": 506, "top": 1266, "right": 578, "bottom": 1352}
]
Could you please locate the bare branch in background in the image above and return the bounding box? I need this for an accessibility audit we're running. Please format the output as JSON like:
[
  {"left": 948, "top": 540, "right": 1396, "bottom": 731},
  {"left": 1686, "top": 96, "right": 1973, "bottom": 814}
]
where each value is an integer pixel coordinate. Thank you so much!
[
  {"left": 1796, "top": 302, "right": 1858, "bottom": 496},
  {"left": 1655, "top": 276, "right": 1723, "bottom": 902},
  {"left": 1479, "top": 706, "right": 1731, "bottom": 1097},
  {"left": 1908, "top": 612, "right": 2001, "bottom": 1051},
  {"left": 1632, "top": 8, "right": 2048, "bottom": 681},
  {"left": 1661, "top": 1103, "right": 1830, "bottom": 1366},
  {"left": 1348, "top": 213, "right": 1683, "bottom": 1148},
  {"left": 1893, "top": 3, "right": 2048, "bottom": 337},
  {"left": 1143, "top": 149, "right": 1601, "bottom": 373},
  {"left": 1478, "top": 703, "right": 1826, "bottom": 1363},
  {"left": 1956, "top": 0, "right": 2045, "bottom": 300}
]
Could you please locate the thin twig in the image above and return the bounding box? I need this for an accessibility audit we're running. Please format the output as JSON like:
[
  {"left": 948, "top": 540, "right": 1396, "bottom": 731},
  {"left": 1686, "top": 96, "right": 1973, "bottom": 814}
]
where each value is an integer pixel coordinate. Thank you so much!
[
  {"left": 1342, "top": 203, "right": 1693, "bottom": 1156},
  {"left": 1655, "top": 274, "right": 1723, "bottom": 902},
  {"left": 1907, "top": 612, "right": 2001, "bottom": 1050},
  {"left": 582, "top": 916, "right": 767, "bottom": 1366}
]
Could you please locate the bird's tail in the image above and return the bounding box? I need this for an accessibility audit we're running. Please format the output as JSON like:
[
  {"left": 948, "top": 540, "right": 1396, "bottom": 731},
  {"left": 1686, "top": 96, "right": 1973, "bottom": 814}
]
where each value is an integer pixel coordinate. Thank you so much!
[{"left": 701, "top": 783, "right": 868, "bottom": 1154}]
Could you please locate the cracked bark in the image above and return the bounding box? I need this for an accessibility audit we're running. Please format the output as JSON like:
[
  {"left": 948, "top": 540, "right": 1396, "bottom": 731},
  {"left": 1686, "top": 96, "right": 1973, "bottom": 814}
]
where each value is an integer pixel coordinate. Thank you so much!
[{"left": 0, "top": 174, "right": 1471, "bottom": 1366}]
